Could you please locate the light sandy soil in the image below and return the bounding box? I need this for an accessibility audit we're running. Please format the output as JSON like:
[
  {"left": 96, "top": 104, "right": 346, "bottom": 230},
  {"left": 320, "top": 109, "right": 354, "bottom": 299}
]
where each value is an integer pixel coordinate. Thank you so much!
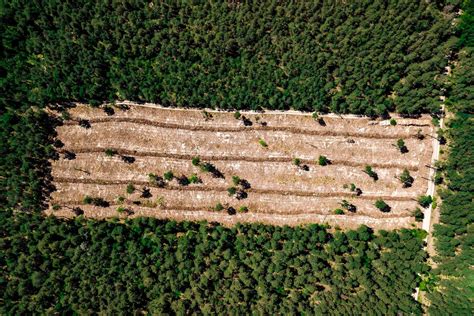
[{"left": 47, "top": 103, "right": 434, "bottom": 229}]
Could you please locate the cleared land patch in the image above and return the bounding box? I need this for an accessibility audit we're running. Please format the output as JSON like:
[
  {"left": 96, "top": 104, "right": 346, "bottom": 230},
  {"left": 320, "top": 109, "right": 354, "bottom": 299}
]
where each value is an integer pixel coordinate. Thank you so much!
[{"left": 47, "top": 103, "right": 434, "bottom": 229}]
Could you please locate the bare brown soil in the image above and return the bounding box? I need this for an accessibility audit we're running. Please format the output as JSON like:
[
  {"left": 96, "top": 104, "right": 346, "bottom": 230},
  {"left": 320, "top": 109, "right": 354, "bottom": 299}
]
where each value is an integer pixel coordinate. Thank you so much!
[{"left": 47, "top": 103, "right": 434, "bottom": 229}]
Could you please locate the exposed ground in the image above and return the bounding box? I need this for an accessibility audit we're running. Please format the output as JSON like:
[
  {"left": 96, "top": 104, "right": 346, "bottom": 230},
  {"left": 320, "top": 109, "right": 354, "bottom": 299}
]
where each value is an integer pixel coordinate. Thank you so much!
[{"left": 47, "top": 103, "right": 435, "bottom": 229}]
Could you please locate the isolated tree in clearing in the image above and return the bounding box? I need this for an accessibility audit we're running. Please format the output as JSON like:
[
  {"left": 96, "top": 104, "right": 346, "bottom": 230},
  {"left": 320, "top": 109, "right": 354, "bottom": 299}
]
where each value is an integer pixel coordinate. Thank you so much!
[
  {"left": 318, "top": 155, "right": 330, "bottom": 166},
  {"left": 396, "top": 139, "right": 408, "bottom": 153},
  {"left": 364, "top": 165, "right": 378, "bottom": 181},
  {"left": 375, "top": 199, "right": 391, "bottom": 212},
  {"left": 399, "top": 169, "right": 414, "bottom": 188}
]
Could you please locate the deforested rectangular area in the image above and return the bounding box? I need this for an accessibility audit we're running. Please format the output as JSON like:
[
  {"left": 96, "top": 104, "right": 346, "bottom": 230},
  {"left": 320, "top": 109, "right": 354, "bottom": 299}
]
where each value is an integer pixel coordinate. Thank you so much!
[{"left": 48, "top": 103, "right": 435, "bottom": 229}]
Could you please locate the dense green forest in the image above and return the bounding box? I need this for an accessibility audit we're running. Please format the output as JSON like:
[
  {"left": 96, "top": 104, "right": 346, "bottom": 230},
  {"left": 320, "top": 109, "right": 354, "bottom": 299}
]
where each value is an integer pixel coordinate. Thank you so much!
[
  {"left": 1, "top": 0, "right": 458, "bottom": 114},
  {"left": 1, "top": 0, "right": 472, "bottom": 314},
  {"left": 0, "top": 211, "right": 429, "bottom": 315},
  {"left": 426, "top": 2, "right": 474, "bottom": 313}
]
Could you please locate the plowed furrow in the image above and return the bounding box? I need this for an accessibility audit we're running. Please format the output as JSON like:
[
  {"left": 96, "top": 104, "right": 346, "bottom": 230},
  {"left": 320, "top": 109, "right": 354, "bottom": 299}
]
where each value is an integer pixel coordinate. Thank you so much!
[
  {"left": 63, "top": 117, "right": 424, "bottom": 139},
  {"left": 57, "top": 148, "right": 419, "bottom": 171},
  {"left": 53, "top": 177, "right": 415, "bottom": 201}
]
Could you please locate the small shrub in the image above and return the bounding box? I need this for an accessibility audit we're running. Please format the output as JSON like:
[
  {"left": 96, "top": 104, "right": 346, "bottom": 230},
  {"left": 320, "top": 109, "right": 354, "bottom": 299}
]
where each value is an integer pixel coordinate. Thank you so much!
[
  {"left": 121, "top": 155, "right": 135, "bottom": 163},
  {"left": 177, "top": 175, "right": 190, "bottom": 186},
  {"left": 149, "top": 173, "right": 165, "bottom": 187},
  {"left": 239, "top": 179, "right": 251, "bottom": 189},
  {"left": 318, "top": 155, "right": 329, "bottom": 166},
  {"left": 413, "top": 208, "right": 424, "bottom": 222},
  {"left": 343, "top": 184, "right": 348, "bottom": 189},
  {"left": 375, "top": 199, "right": 391, "bottom": 212},
  {"left": 61, "top": 111, "right": 71, "bottom": 120},
  {"left": 52, "top": 204, "right": 61, "bottom": 211},
  {"left": 349, "top": 183, "right": 356, "bottom": 191},
  {"left": 63, "top": 151, "right": 76, "bottom": 160},
  {"left": 418, "top": 195, "right": 433, "bottom": 208},
  {"left": 188, "top": 174, "right": 201, "bottom": 184},
  {"left": 227, "top": 187, "right": 237, "bottom": 196},
  {"left": 334, "top": 209, "right": 344, "bottom": 215},
  {"left": 83, "top": 195, "right": 93, "bottom": 204},
  {"left": 78, "top": 119, "right": 91, "bottom": 128},
  {"left": 214, "top": 203, "right": 224, "bottom": 212},
  {"left": 258, "top": 139, "right": 268, "bottom": 148},
  {"left": 364, "top": 165, "right": 378, "bottom": 181},
  {"left": 434, "top": 172, "right": 443, "bottom": 185},
  {"left": 234, "top": 111, "right": 241, "bottom": 120},
  {"left": 312, "top": 112, "right": 325, "bottom": 125},
  {"left": 53, "top": 139, "right": 64, "bottom": 148},
  {"left": 104, "top": 107, "right": 115, "bottom": 115},
  {"left": 227, "top": 207, "right": 236, "bottom": 215},
  {"left": 232, "top": 176, "right": 241, "bottom": 186},
  {"left": 293, "top": 158, "right": 301, "bottom": 166},
  {"left": 164, "top": 171, "right": 174, "bottom": 181},
  {"left": 389, "top": 118, "right": 397, "bottom": 126},
  {"left": 399, "top": 169, "right": 414, "bottom": 188},
  {"left": 141, "top": 187, "right": 152, "bottom": 198},
  {"left": 84, "top": 197, "right": 109, "bottom": 207},
  {"left": 105, "top": 148, "right": 117, "bottom": 157},
  {"left": 117, "top": 196, "right": 125, "bottom": 203},
  {"left": 72, "top": 207, "right": 84, "bottom": 216},
  {"left": 202, "top": 110, "right": 212, "bottom": 120},
  {"left": 236, "top": 190, "right": 248, "bottom": 200},
  {"left": 126, "top": 183, "right": 135, "bottom": 194},
  {"left": 340, "top": 200, "right": 356, "bottom": 212},
  {"left": 116, "top": 206, "right": 125, "bottom": 213},
  {"left": 396, "top": 139, "right": 408, "bottom": 153},
  {"left": 242, "top": 116, "right": 252, "bottom": 126},
  {"left": 416, "top": 129, "right": 425, "bottom": 140},
  {"left": 238, "top": 206, "right": 249, "bottom": 213},
  {"left": 192, "top": 156, "right": 201, "bottom": 166}
]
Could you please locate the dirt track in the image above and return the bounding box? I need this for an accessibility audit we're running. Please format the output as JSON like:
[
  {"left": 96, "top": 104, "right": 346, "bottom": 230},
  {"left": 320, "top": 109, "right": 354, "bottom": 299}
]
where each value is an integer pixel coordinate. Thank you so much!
[{"left": 47, "top": 103, "right": 434, "bottom": 229}]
